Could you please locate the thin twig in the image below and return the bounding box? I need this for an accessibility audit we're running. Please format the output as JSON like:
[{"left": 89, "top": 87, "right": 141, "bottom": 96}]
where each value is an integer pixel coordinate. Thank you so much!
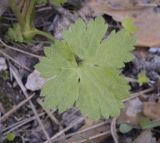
[
  {"left": 73, "top": 131, "right": 111, "bottom": 143},
  {"left": 36, "top": 98, "right": 66, "bottom": 143},
  {"left": 0, "top": 39, "right": 42, "bottom": 59},
  {"left": 44, "top": 117, "right": 85, "bottom": 143},
  {"left": 2, "top": 113, "right": 43, "bottom": 133},
  {"left": 111, "top": 118, "right": 119, "bottom": 143},
  {"left": 36, "top": 98, "right": 62, "bottom": 127},
  {"left": 0, "top": 49, "right": 31, "bottom": 71},
  {"left": 3, "top": 112, "right": 45, "bottom": 135},
  {"left": 54, "top": 120, "right": 111, "bottom": 142},
  {"left": 125, "top": 77, "right": 137, "bottom": 82},
  {"left": 10, "top": 65, "right": 52, "bottom": 143},
  {"left": 37, "top": 6, "right": 52, "bottom": 12},
  {"left": 2, "top": 110, "right": 55, "bottom": 134},
  {"left": 0, "top": 94, "right": 34, "bottom": 122},
  {"left": 123, "top": 87, "right": 154, "bottom": 102}
]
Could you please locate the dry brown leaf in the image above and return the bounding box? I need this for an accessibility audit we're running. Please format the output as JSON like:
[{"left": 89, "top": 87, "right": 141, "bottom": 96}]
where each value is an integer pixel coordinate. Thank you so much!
[
  {"left": 134, "top": 9, "right": 160, "bottom": 47},
  {"left": 143, "top": 101, "right": 160, "bottom": 120},
  {"left": 80, "top": 0, "right": 160, "bottom": 47}
]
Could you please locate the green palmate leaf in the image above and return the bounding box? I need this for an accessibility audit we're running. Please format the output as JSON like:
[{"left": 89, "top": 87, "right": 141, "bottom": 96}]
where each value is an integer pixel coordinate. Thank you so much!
[{"left": 36, "top": 17, "right": 135, "bottom": 120}]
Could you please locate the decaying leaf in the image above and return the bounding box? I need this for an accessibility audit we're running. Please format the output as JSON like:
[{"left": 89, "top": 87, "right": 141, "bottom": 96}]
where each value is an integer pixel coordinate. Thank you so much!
[
  {"left": 143, "top": 101, "right": 160, "bottom": 120},
  {"left": 36, "top": 17, "right": 135, "bottom": 119}
]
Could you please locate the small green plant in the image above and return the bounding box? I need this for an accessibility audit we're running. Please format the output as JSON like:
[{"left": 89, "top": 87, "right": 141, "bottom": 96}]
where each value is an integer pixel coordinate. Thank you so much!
[
  {"left": 36, "top": 17, "right": 136, "bottom": 120},
  {"left": 137, "top": 71, "right": 149, "bottom": 85},
  {"left": 119, "top": 123, "right": 133, "bottom": 134},
  {"left": 6, "top": 132, "right": 15, "bottom": 141},
  {"left": 7, "top": 0, "right": 65, "bottom": 42}
]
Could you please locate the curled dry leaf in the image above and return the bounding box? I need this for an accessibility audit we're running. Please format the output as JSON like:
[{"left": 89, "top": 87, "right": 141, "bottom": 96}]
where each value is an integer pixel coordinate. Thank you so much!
[
  {"left": 143, "top": 101, "right": 160, "bottom": 120},
  {"left": 80, "top": 0, "right": 160, "bottom": 47}
]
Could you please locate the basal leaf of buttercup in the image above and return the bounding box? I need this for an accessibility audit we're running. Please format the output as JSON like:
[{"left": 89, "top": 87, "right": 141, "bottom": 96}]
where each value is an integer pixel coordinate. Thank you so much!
[{"left": 36, "top": 16, "right": 135, "bottom": 120}]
